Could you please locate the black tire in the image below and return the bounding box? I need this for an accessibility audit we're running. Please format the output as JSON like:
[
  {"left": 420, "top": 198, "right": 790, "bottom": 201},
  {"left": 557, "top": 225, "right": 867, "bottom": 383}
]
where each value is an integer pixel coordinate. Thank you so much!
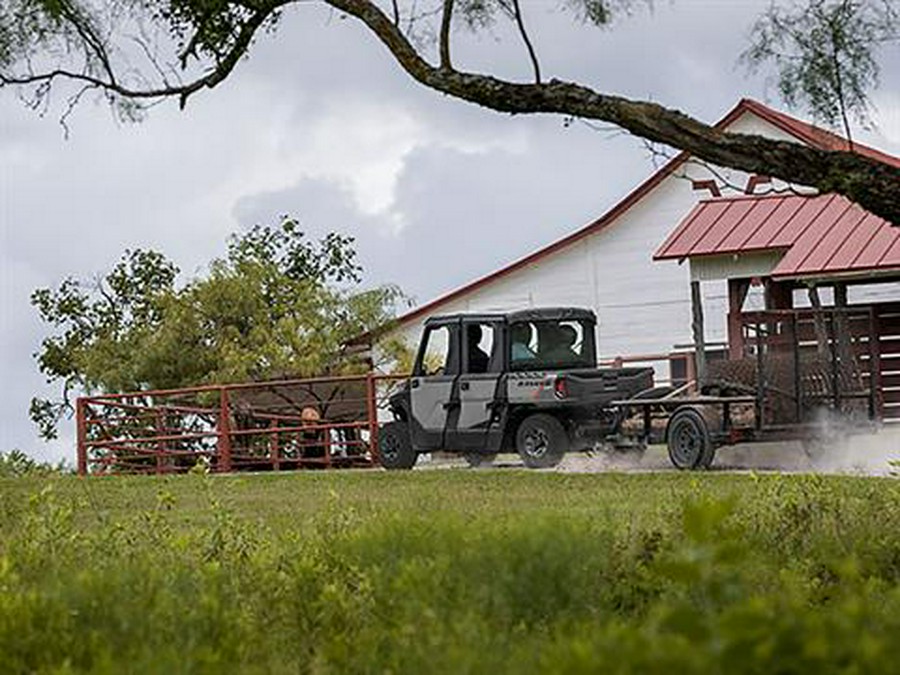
[
  {"left": 666, "top": 407, "right": 715, "bottom": 470},
  {"left": 463, "top": 452, "right": 497, "bottom": 468},
  {"left": 378, "top": 421, "right": 417, "bottom": 470},
  {"left": 516, "top": 414, "right": 569, "bottom": 469}
]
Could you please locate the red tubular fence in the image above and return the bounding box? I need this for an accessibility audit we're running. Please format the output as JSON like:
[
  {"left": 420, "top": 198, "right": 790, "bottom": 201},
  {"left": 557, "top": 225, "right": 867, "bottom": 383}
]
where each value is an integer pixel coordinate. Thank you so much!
[{"left": 75, "top": 374, "right": 406, "bottom": 476}]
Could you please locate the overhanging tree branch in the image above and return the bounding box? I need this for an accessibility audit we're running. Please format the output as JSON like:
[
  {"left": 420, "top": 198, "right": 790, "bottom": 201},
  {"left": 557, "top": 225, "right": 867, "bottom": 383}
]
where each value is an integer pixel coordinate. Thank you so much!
[
  {"left": 325, "top": 0, "right": 899, "bottom": 223},
  {"left": 1, "top": 1, "right": 283, "bottom": 108},
  {"left": 2, "top": 0, "right": 897, "bottom": 222}
]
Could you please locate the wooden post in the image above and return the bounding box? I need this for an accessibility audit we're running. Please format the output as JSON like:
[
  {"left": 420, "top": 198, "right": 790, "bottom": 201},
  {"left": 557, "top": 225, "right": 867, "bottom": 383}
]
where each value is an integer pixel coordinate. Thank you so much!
[
  {"left": 766, "top": 279, "right": 793, "bottom": 310},
  {"left": 366, "top": 374, "right": 379, "bottom": 464},
  {"left": 727, "top": 279, "right": 750, "bottom": 360},
  {"left": 764, "top": 279, "right": 793, "bottom": 355},
  {"left": 217, "top": 388, "right": 233, "bottom": 473},
  {"left": 833, "top": 282, "right": 852, "bottom": 368},
  {"left": 155, "top": 409, "right": 165, "bottom": 475},
  {"left": 808, "top": 286, "right": 829, "bottom": 358},
  {"left": 76, "top": 398, "right": 88, "bottom": 477},
  {"left": 834, "top": 282, "right": 848, "bottom": 307},
  {"left": 269, "top": 419, "right": 280, "bottom": 471},
  {"left": 691, "top": 281, "right": 707, "bottom": 384}
]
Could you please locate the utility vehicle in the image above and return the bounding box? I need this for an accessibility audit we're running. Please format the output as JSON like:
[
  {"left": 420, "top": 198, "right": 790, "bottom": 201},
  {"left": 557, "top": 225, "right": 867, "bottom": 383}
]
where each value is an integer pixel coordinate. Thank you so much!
[{"left": 378, "top": 308, "right": 653, "bottom": 469}]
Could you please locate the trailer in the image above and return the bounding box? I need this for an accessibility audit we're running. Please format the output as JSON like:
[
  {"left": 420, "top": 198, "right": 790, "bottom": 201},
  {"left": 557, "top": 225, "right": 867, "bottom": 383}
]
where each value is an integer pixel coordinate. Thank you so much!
[
  {"left": 613, "top": 306, "right": 884, "bottom": 469},
  {"left": 645, "top": 191, "right": 900, "bottom": 468}
]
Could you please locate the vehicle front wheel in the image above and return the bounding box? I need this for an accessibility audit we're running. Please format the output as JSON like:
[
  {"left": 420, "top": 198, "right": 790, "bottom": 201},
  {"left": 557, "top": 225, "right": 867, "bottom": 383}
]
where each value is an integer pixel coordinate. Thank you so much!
[
  {"left": 378, "top": 421, "right": 417, "bottom": 470},
  {"left": 666, "top": 407, "right": 715, "bottom": 470},
  {"left": 516, "top": 414, "right": 569, "bottom": 469}
]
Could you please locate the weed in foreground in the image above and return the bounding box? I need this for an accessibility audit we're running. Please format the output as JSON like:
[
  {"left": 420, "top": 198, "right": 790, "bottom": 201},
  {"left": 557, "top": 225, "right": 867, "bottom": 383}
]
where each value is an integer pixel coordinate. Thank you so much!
[{"left": 1, "top": 473, "right": 900, "bottom": 673}]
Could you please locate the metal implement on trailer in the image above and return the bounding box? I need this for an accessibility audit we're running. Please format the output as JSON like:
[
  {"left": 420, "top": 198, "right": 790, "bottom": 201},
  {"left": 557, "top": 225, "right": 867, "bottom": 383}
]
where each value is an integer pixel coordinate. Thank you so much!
[{"left": 611, "top": 306, "right": 883, "bottom": 470}]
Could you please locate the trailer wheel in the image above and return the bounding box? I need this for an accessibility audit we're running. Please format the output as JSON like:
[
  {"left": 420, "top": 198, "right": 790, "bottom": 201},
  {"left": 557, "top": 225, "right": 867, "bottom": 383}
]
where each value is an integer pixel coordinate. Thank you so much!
[
  {"left": 516, "top": 414, "right": 569, "bottom": 469},
  {"left": 378, "top": 421, "right": 417, "bottom": 470},
  {"left": 666, "top": 408, "right": 715, "bottom": 470}
]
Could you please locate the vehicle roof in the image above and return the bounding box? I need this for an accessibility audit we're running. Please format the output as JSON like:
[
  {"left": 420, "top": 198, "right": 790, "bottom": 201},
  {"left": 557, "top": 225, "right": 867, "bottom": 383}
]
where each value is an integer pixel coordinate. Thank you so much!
[
  {"left": 508, "top": 307, "right": 596, "bottom": 323},
  {"left": 424, "top": 307, "right": 597, "bottom": 325}
]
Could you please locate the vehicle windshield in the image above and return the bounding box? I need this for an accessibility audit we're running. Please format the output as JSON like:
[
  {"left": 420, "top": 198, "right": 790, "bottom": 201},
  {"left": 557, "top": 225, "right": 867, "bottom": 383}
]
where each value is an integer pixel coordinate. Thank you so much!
[{"left": 509, "top": 318, "right": 596, "bottom": 370}]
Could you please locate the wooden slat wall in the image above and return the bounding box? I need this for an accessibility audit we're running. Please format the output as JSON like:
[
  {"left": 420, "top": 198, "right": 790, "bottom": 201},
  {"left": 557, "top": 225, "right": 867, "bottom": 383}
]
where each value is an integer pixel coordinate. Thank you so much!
[
  {"left": 784, "top": 303, "right": 900, "bottom": 421},
  {"left": 876, "top": 303, "right": 900, "bottom": 421},
  {"left": 740, "top": 302, "right": 900, "bottom": 422}
]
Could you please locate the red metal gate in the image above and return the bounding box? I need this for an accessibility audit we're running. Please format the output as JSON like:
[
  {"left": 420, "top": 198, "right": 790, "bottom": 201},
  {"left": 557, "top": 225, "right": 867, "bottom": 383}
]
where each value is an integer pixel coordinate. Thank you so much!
[{"left": 75, "top": 374, "right": 405, "bottom": 475}]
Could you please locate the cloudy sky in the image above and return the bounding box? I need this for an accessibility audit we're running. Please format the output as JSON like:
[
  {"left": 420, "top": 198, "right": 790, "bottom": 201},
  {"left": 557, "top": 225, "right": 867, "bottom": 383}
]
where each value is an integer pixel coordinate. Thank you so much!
[{"left": 2, "top": 0, "right": 899, "bottom": 463}]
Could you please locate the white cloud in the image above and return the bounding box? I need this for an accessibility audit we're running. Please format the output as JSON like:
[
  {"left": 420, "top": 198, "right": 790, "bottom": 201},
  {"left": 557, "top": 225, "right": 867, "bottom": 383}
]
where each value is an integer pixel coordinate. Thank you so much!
[{"left": 870, "top": 92, "right": 900, "bottom": 154}]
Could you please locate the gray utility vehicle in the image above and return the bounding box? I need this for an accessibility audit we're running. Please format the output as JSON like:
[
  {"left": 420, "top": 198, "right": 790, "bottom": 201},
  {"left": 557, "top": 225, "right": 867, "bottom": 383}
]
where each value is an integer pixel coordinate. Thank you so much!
[{"left": 379, "top": 308, "right": 654, "bottom": 469}]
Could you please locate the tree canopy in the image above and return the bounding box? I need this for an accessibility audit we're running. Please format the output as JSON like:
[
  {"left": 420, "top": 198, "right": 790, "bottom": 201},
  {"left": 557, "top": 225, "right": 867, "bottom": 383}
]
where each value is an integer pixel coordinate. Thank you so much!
[
  {"left": 742, "top": 0, "right": 897, "bottom": 142},
  {"left": 1, "top": 0, "right": 898, "bottom": 221},
  {"left": 30, "top": 218, "right": 406, "bottom": 439}
]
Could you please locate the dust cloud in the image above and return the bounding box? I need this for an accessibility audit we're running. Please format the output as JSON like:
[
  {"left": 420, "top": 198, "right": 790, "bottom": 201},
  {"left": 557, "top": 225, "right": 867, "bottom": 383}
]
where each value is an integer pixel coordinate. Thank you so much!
[
  {"left": 554, "top": 425, "right": 900, "bottom": 475},
  {"left": 801, "top": 424, "right": 900, "bottom": 476}
]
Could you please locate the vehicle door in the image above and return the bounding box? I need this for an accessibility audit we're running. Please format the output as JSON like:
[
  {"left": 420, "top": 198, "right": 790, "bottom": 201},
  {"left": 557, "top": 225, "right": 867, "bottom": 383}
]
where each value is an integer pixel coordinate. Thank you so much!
[
  {"left": 410, "top": 321, "right": 459, "bottom": 451},
  {"left": 444, "top": 320, "right": 505, "bottom": 452}
]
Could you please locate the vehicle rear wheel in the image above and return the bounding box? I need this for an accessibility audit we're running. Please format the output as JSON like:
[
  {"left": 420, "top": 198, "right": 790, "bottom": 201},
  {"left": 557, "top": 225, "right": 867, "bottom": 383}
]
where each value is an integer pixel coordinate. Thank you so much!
[
  {"left": 666, "top": 407, "right": 715, "bottom": 470},
  {"left": 516, "top": 414, "right": 569, "bottom": 469},
  {"left": 378, "top": 421, "right": 417, "bottom": 470}
]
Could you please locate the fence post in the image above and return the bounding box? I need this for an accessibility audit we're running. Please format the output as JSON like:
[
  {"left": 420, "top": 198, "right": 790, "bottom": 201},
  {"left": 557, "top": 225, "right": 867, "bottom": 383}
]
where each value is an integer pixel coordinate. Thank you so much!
[
  {"left": 366, "top": 374, "right": 379, "bottom": 465},
  {"left": 76, "top": 398, "right": 88, "bottom": 476},
  {"left": 217, "top": 388, "right": 232, "bottom": 473},
  {"left": 155, "top": 408, "right": 165, "bottom": 475},
  {"left": 269, "top": 419, "right": 280, "bottom": 471}
]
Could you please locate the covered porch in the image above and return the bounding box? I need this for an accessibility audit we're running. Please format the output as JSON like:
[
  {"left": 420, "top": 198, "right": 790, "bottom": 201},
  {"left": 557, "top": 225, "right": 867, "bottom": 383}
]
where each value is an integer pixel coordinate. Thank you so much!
[{"left": 655, "top": 192, "right": 900, "bottom": 423}]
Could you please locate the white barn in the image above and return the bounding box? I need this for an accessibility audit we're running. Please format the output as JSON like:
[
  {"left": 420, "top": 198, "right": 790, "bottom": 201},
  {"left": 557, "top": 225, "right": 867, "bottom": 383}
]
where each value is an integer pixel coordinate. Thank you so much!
[{"left": 379, "top": 99, "right": 899, "bottom": 374}]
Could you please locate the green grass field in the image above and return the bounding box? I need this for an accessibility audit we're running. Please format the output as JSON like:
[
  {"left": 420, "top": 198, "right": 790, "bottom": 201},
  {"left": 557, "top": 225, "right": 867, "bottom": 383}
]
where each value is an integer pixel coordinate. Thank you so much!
[{"left": 3, "top": 469, "right": 900, "bottom": 674}]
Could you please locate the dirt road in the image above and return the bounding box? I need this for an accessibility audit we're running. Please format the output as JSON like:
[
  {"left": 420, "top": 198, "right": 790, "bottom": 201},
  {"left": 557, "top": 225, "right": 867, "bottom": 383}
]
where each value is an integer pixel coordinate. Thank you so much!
[{"left": 433, "top": 427, "right": 900, "bottom": 476}]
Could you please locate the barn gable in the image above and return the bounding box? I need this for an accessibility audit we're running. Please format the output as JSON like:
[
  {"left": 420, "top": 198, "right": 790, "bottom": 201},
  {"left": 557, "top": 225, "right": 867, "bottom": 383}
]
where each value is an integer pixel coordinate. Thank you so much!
[{"left": 381, "top": 99, "right": 898, "bottom": 364}]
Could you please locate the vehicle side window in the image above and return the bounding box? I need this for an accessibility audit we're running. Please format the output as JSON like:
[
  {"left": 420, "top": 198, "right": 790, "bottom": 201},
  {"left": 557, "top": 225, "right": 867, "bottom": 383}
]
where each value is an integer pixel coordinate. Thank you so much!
[
  {"left": 556, "top": 321, "right": 584, "bottom": 358},
  {"left": 533, "top": 319, "right": 594, "bottom": 368},
  {"left": 415, "top": 325, "right": 457, "bottom": 376},
  {"left": 464, "top": 323, "right": 495, "bottom": 374},
  {"left": 510, "top": 321, "right": 538, "bottom": 369}
]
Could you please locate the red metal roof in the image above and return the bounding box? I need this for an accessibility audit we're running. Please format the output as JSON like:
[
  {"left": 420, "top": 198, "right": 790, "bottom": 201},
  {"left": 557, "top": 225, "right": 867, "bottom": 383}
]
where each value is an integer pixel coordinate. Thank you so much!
[
  {"left": 654, "top": 193, "right": 900, "bottom": 279},
  {"left": 376, "top": 98, "right": 899, "bottom": 335}
]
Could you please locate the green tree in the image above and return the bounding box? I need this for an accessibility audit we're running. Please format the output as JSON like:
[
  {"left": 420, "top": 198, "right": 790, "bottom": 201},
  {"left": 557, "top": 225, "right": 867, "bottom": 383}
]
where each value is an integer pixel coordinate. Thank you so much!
[
  {"left": 742, "top": 0, "right": 898, "bottom": 147},
  {"left": 0, "top": 0, "right": 898, "bottom": 221},
  {"left": 30, "top": 217, "right": 406, "bottom": 439}
]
